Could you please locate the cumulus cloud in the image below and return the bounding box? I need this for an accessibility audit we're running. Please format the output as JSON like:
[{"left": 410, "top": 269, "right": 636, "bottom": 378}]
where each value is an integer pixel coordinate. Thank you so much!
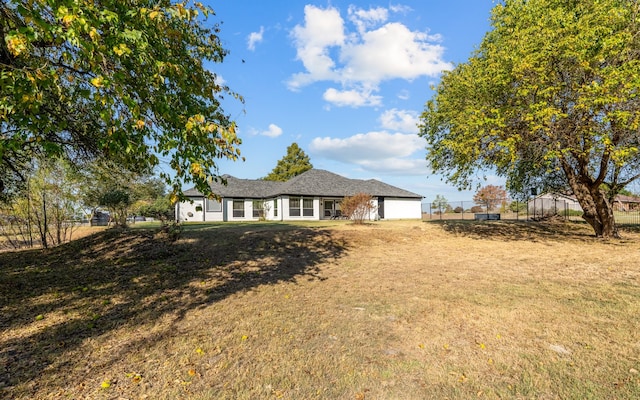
[
  {"left": 288, "top": 5, "right": 344, "bottom": 90},
  {"left": 309, "top": 131, "right": 426, "bottom": 174},
  {"left": 323, "top": 87, "right": 382, "bottom": 107},
  {"left": 247, "top": 26, "right": 265, "bottom": 51},
  {"left": 379, "top": 109, "right": 420, "bottom": 133},
  {"left": 348, "top": 5, "right": 388, "bottom": 34},
  {"left": 260, "top": 124, "right": 283, "bottom": 138},
  {"left": 287, "top": 4, "right": 452, "bottom": 107}
]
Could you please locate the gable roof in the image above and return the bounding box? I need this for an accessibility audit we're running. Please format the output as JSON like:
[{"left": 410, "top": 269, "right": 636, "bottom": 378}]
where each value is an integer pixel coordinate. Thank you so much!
[{"left": 184, "top": 169, "right": 423, "bottom": 199}]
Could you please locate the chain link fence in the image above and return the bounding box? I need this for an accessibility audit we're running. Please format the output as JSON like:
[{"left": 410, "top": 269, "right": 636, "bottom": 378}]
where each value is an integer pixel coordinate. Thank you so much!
[{"left": 422, "top": 197, "right": 640, "bottom": 225}]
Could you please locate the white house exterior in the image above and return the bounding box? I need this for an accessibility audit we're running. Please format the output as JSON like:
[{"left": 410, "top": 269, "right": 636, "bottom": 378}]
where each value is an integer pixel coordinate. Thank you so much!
[
  {"left": 175, "top": 169, "right": 423, "bottom": 222},
  {"left": 527, "top": 192, "right": 582, "bottom": 217}
]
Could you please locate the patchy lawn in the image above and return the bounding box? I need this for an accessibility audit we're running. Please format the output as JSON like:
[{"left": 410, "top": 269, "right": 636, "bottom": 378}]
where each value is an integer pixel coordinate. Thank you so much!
[{"left": 1, "top": 220, "right": 639, "bottom": 399}]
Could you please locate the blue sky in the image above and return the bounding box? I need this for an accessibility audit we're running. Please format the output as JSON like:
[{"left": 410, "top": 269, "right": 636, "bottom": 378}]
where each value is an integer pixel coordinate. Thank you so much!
[{"left": 187, "top": 1, "right": 504, "bottom": 203}]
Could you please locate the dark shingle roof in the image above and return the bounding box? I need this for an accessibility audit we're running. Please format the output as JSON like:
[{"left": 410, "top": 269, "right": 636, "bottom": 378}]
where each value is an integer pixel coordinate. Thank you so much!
[{"left": 183, "top": 169, "right": 422, "bottom": 199}]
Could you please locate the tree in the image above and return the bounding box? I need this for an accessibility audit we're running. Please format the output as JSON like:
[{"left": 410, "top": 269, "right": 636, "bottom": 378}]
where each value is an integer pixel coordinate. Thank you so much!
[
  {"left": 431, "top": 195, "right": 449, "bottom": 214},
  {"left": 263, "top": 143, "right": 313, "bottom": 181},
  {"left": 78, "top": 162, "right": 167, "bottom": 226},
  {"left": 1, "top": 0, "right": 243, "bottom": 202},
  {"left": 340, "top": 193, "right": 375, "bottom": 224},
  {"left": 99, "top": 189, "right": 130, "bottom": 227},
  {"left": 509, "top": 201, "right": 526, "bottom": 213},
  {"left": 473, "top": 185, "right": 508, "bottom": 212},
  {"left": 0, "top": 157, "right": 82, "bottom": 249},
  {"left": 419, "top": 0, "right": 640, "bottom": 238},
  {"left": 137, "top": 195, "right": 173, "bottom": 224}
]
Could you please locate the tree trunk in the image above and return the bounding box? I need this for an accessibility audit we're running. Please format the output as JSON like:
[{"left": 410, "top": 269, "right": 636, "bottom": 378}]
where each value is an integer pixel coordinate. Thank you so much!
[{"left": 565, "top": 173, "right": 619, "bottom": 238}]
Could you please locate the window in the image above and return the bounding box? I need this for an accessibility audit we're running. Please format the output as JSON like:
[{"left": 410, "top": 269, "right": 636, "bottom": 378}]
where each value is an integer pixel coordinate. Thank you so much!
[
  {"left": 289, "top": 197, "right": 300, "bottom": 217},
  {"left": 206, "top": 198, "right": 222, "bottom": 212},
  {"left": 233, "top": 200, "right": 244, "bottom": 218},
  {"left": 274, "top": 199, "right": 278, "bottom": 217},
  {"left": 252, "top": 200, "right": 263, "bottom": 218},
  {"left": 303, "top": 198, "right": 314, "bottom": 216}
]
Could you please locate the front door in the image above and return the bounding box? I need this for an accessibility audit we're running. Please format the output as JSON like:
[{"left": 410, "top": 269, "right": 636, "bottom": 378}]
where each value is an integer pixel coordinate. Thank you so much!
[{"left": 324, "top": 200, "right": 335, "bottom": 218}]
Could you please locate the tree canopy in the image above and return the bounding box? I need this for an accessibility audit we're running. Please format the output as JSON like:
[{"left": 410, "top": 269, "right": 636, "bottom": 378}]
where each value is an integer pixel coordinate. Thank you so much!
[
  {"left": 419, "top": 0, "right": 640, "bottom": 238},
  {"left": 474, "top": 185, "right": 508, "bottom": 211},
  {"left": 263, "top": 143, "right": 313, "bottom": 181},
  {"left": 1, "top": 0, "right": 242, "bottom": 202}
]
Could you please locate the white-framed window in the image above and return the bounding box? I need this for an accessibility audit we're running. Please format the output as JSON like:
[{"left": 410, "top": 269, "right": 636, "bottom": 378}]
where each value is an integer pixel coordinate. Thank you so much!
[
  {"left": 233, "top": 200, "right": 244, "bottom": 218},
  {"left": 289, "top": 197, "right": 313, "bottom": 217},
  {"left": 274, "top": 199, "right": 278, "bottom": 217},
  {"left": 252, "top": 200, "right": 264, "bottom": 218},
  {"left": 206, "top": 198, "right": 222, "bottom": 212},
  {"left": 289, "top": 197, "right": 301, "bottom": 217},
  {"left": 303, "top": 198, "right": 314, "bottom": 216}
]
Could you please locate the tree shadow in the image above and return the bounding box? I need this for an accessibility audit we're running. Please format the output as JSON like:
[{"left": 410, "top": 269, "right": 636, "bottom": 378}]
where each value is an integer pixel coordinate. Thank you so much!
[
  {"left": 0, "top": 224, "right": 348, "bottom": 397},
  {"left": 430, "top": 219, "right": 597, "bottom": 242}
]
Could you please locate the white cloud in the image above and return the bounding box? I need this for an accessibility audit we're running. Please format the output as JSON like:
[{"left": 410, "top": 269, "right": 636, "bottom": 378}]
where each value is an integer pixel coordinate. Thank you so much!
[
  {"left": 348, "top": 5, "right": 388, "bottom": 34},
  {"left": 379, "top": 109, "right": 419, "bottom": 133},
  {"left": 389, "top": 4, "right": 412, "bottom": 14},
  {"left": 260, "top": 124, "right": 283, "bottom": 138},
  {"left": 309, "top": 131, "right": 426, "bottom": 174},
  {"left": 397, "top": 89, "right": 410, "bottom": 100},
  {"left": 288, "top": 5, "right": 344, "bottom": 90},
  {"left": 357, "top": 158, "right": 428, "bottom": 174},
  {"left": 247, "top": 26, "right": 264, "bottom": 51},
  {"left": 323, "top": 87, "right": 382, "bottom": 108},
  {"left": 287, "top": 5, "right": 452, "bottom": 106},
  {"left": 340, "top": 23, "right": 449, "bottom": 82}
]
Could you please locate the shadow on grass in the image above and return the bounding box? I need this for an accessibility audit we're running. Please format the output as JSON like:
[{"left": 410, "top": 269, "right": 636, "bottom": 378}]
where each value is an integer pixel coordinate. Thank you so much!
[
  {"left": 427, "top": 219, "right": 598, "bottom": 241},
  {"left": 0, "top": 224, "right": 347, "bottom": 396}
]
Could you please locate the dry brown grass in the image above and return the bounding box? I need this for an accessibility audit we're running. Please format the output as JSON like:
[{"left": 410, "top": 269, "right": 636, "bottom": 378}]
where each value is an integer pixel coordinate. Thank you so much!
[{"left": 1, "top": 220, "right": 639, "bottom": 399}]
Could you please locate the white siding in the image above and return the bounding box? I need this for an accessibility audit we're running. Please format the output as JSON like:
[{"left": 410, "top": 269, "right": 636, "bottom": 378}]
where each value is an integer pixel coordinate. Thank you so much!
[
  {"left": 226, "top": 199, "right": 261, "bottom": 221},
  {"left": 176, "top": 198, "right": 225, "bottom": 222},
  {"left": 177, "top": 199, "right": 204, "bottom": 222},
  {"left": 264, "top": 198, "right": 282, "bottom": 221},
  {"left": 381, "top": 198, "right": 422, "bottom": 220}
]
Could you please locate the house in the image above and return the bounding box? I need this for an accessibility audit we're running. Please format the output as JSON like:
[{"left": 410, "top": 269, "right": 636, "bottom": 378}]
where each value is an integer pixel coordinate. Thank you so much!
[
  {"left": 529, "top": 192, "right": 640, "bottom": 216},
  {"left": 613, "top": 194, "right": 640, "bottom": 212},
  {"left": 175, "top": 169, "right": 423, "bottom": 222},
  {"left": 527, "top": 192, "right": 582, "bottom": 217}
]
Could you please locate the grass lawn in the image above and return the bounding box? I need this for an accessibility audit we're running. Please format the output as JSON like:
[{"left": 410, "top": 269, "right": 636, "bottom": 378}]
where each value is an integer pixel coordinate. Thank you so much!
[{"left": 1, "top": 220, "right": 639, "bottom": 399}]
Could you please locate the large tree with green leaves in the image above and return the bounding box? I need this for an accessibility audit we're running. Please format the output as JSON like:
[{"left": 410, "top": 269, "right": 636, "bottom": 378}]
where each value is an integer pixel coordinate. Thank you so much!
[
  {"left": 1, "top": 0, "right": 242, "bottom": 202},
  {"left": 263, "top": 142, "right": 313, "bottom": 181},
  {"left": 420, "top": 0, "right": 640, "bottom": 238}
]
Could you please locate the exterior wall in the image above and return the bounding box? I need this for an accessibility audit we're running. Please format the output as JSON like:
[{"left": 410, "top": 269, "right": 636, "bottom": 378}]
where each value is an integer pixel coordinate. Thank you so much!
[
  {"left": 527, "top": 193, "right": 582, "bottom": 216},
  {"left": 225, "top": 198, "right": 263, "bottom": 222},
  {"left": 379, "top": 198, "right": 423, "bottom": 220},
  {"left": 281, "top": 196, "right": 321, "bottom": 221},
  {"left": 265, "top": 198, "right": 283, "bottom": 221},
  {"left": 176, "top": 198, "right": 204, "bottom": 222},
  {"left": 177, "top": 196, "right": 422, "bottom": 222},
  {"left": 176, "top": 197, "right": 225, "bottom": 222}
]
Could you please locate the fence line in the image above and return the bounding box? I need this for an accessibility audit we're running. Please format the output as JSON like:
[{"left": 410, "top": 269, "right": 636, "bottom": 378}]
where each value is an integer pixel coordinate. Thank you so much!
[{"left": 421, "top": 198, "right": 640, "bottom": 225}]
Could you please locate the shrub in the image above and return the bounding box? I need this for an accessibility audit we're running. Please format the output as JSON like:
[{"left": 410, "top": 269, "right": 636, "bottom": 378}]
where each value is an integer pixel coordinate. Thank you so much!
[{"left": 341, "top": 193, "right": 375, "bottom": 224}]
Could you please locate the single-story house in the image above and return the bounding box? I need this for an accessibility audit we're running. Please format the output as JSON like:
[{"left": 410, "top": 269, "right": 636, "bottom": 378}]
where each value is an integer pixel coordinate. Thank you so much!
[
  {"left": 175, "top": 169, "right": 423, "bottom": 222},
  {"left": 527, "top": 192, "right": 582, "bottom": 217},
  {"left": 528, "top": 192, "right": 640, "bottom": 215},
  {"left": 613, "top": 194, "right": 640, "bottom": 212}
]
